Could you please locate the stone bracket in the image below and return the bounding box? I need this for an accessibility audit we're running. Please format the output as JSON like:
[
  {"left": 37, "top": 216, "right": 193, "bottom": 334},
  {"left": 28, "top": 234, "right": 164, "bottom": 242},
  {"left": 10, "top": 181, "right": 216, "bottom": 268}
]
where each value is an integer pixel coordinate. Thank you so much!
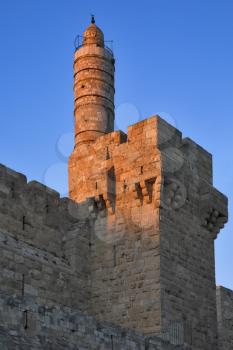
[
  {"left": 133, "top": 177, "right": 156, "bottom": 206},
  {"left": 200, "top": 185, "right": 228, "bottom": 238},
  {"left": 87, "top": 193, "right": 115, "bottom": 218},
  {"left": 94, "top": 194, "right": 106, "bottom": 211},
  {"left": 202, "top": 207, "right": 227, "bottom": 238},
  {"left": 103, "top": 192, "right": 115, "bottom": 215}
]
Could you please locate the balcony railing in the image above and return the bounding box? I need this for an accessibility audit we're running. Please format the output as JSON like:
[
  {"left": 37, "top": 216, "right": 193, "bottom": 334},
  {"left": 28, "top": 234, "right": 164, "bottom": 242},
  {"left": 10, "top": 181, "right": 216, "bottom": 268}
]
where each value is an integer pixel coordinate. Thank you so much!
[{"left": 74, "top": 35, "right": 114, "bottom": 55}]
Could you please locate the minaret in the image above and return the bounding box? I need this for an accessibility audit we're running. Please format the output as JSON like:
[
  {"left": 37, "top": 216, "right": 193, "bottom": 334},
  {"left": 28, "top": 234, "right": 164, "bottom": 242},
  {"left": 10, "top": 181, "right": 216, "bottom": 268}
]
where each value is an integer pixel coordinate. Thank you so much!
[{"left": 73, "top": 16, "right": 115, "bottom": 146}]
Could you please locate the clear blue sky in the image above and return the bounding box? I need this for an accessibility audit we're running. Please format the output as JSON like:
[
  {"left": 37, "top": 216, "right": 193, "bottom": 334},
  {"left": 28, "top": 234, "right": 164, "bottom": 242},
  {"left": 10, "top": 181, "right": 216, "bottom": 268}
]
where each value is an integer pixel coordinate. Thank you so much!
[{"left": 0, "top": 0, "right": 232, "bottom": 289}]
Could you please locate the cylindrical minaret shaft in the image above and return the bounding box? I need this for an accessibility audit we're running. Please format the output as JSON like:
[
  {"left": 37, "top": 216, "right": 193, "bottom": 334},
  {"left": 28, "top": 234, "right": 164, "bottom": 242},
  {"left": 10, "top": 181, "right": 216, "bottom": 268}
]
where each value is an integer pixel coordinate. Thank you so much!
[{"left": 74, "top": 17, "right": 115, "bottom": 146}]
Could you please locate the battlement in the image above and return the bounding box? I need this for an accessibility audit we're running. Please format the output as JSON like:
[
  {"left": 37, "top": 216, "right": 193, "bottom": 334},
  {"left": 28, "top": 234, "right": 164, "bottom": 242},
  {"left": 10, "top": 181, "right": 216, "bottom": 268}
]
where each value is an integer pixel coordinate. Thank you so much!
[
  {"left": 127, "top": 116, "right": 182, "bottom": 148},
  {"left": 0, "top": 164, "right": 88, "bottom": 256},
  {"left": 75, "top": 115, "right": 183, "bottom": 152},
  {"left": 0, "top": 164, "right": 95, "bottom": 326},
  {"left": 69, "top": 115, "right": 227, "bottom": 232}
]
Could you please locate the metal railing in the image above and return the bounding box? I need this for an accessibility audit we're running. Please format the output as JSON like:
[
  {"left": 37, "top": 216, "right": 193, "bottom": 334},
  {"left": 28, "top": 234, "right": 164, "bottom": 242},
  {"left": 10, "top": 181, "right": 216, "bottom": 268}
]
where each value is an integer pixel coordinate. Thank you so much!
[{"left": 74, "top": 35, "right": 114, "bottom": 55}]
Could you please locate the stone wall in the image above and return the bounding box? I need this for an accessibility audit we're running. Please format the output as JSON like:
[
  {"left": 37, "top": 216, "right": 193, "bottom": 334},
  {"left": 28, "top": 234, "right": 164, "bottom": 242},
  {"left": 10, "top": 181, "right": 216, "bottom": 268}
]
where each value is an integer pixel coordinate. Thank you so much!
[
  {"left": 159, "top": 135, "right": 228, "bottom": 350},
  {"left": 0, "top": 289, "right": 191, "bottom": 350},
  {"left": 216, "top": 286, "right": 233, "bottom": 350},
  {"left": 0, "top": 164, "right": 91, "bottom": 312}
]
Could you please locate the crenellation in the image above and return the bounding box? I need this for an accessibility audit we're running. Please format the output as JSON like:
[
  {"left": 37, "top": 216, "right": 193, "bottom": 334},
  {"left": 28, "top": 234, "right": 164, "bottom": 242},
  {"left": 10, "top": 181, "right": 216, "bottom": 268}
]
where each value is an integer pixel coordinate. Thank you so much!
[
  {"left": 0, "top": 164, "right": 27, "bottom": 199},
  {"left": 0, "top": 165, "right": 93, "bottom": 267},
  {"left": 199, "top": 186, "right": 228, "bottom": 238}
]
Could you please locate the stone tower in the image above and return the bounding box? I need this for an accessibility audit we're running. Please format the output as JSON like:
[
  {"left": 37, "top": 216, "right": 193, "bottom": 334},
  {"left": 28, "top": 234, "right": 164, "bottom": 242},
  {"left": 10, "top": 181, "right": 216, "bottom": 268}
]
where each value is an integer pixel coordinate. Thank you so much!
[
  {"left": 69, "top": 20, "right": 228, "bottom": 350},
  {"left": 73, "top": 15, "right": 115, "bottom": 148}
]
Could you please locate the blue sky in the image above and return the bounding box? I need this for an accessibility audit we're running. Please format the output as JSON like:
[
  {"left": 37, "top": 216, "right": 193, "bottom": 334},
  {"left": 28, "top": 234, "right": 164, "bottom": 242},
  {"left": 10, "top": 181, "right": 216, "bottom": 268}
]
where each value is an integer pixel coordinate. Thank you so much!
[{"left": 0, "top": 0, "right": 232, "bottom": 289}]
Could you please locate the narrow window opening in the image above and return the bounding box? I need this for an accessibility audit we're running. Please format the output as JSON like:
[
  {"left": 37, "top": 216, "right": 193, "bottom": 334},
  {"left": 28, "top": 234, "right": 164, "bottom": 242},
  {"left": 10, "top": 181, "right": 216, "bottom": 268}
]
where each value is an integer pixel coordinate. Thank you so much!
[
  {"left": 22, "top": 274, "right": 25, "bottom": 297},
  {"left": 113, "top": 245, "right": 117, "bottom": 267},
  {"left": 10, "top": 182, "right": 15, "bottom": 198},
  {"left": 111, "top": 334, "right": 114, "bottom": 350},
  {"left": 23, "top": 310, "right": 28, "bottom": 330},
  {"left": 22, "top": 216, "right": 26, "bottom": 230},
  {"left": 45, "top": 204, "right": 49, "bottom": 214}
]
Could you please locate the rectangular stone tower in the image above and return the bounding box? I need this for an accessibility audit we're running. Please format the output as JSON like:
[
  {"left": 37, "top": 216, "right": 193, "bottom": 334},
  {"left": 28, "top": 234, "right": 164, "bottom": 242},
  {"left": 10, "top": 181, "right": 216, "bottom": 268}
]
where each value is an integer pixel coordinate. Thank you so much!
[
  {"left": 69, "top": 116, "right": 228, "bottom": 349},
  {"left": 69, "top": 20, "right": 228, "bottom": 350}
]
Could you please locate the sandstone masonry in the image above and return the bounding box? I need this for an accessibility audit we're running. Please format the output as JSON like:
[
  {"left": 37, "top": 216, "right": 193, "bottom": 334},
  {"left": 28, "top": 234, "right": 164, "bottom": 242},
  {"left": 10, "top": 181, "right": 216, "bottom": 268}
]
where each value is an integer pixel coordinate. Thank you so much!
[
  {"left": 216, "top": 286, "right": 233, "bottom": 350},
  {"left": 0, "top": 18, "right": 232, "bottom": 350}
]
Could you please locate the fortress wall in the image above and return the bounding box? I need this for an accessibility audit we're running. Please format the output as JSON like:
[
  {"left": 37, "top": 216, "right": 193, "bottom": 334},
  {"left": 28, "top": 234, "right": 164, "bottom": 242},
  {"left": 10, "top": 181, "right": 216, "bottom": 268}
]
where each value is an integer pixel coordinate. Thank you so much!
[
  {"left": 0, "top": 291, "right": 191, "bottom": 350},
  {"left": 0, "top": 164, "right": 91, "bottom": 312},
  {"left": 0, "top": 229, "right": 88, "bottom": 311},
  {"left": 0, "top": 164, "right": 63, "bottom": 256},
  {"left": 216, "top": 286, "right": 233, "bottom": 350}
]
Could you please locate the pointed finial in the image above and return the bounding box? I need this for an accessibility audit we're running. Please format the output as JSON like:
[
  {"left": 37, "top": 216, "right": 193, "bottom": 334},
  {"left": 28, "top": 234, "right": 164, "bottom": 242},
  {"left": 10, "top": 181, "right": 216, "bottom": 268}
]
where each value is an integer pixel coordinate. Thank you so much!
[{"left": 91, "top": 14, "right": 95, "bottom": 24}]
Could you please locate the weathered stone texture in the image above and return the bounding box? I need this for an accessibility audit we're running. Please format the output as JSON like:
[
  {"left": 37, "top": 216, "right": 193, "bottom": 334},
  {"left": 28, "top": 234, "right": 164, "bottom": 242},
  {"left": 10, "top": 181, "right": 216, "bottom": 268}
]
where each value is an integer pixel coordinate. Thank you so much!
[
  {"left": 0, "top": 291, "right": 191, "bottom": 350},
  {"left": 159, "top": 135, "right": 228, "bottom": 350},
  {"left": 69, "top": 114, "right": 228, "bottom": 350},
  {"left": 0, "top": 19, "right": 231, "bottom": 350},
  {"left": 0, "top": 163, "right": 184, "bottom": 349},
  {"left": 74, "top": 21, "right": 115, "bottom": 146},
  {"left": 0, "top": 164, "right": 91, "bottom": 312},
  {"left": 216, "top": 286, "right": 233, "bottom": 349},
  {"left": 69, "top": 117, "right": 164, "bottom": 335}
]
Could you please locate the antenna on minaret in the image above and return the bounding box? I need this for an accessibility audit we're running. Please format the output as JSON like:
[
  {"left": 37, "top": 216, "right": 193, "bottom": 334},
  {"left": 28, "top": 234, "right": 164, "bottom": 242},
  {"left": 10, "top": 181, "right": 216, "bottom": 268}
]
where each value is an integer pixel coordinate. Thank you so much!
[{"left": 91, "top": 14, "right": 95, "bottom": 24}]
